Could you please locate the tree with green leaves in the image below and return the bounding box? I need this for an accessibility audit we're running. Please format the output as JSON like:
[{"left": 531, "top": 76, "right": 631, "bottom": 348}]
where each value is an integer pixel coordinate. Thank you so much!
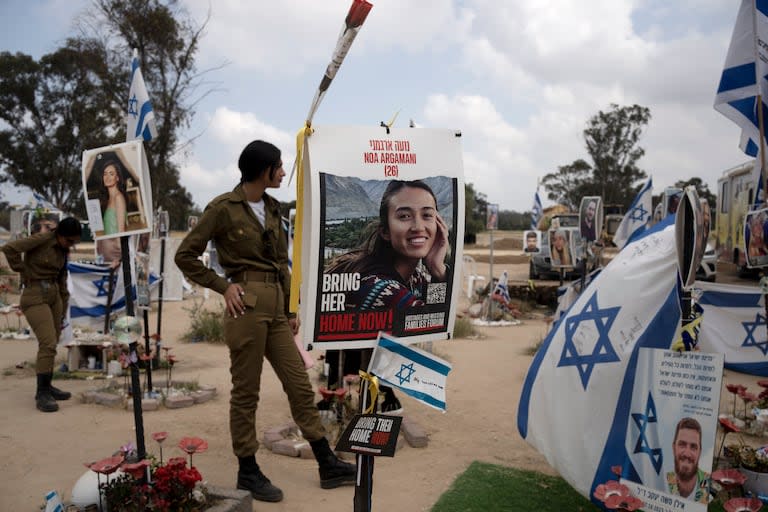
[
  {"left": 541, "top": 104, "right": 651, "bottom": 210},
  {"left": 464, "top": 182, "right": 488, "bottom": 243}
]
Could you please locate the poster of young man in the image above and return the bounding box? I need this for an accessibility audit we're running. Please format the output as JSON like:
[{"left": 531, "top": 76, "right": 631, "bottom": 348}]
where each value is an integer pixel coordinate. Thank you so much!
[
  {"left": 523, "top": 230, "right": 540, "bottom": 253},
  {"left": 744, "top": 207, "right": 768, "bottom": 268},
  {"left": 621, "top": 348, "right": 723, "bottom": 512},
  {"left": 300, "top": 126, "right": 465, "bottom": 350},
  {"left": 579, "top": 196, "right": 603, "bottom": 242},
  {"left": 81, "top": 141, "right": 153, "bottom": 241}
]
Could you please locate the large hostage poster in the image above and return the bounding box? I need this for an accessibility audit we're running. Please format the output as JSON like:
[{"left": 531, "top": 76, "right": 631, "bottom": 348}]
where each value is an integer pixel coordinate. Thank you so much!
[
  {"left": 622, "top": 348, "right": 723, "bottom": 512},
  {"left": 300, "top": 126, "right": 465, "bottom": 350}
]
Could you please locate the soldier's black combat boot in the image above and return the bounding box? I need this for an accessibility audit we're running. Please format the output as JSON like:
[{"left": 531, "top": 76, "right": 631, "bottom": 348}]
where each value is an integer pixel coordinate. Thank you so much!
[
  {"left": 236, "top": 456, "right": 283, "bottom": 502},
  {"left": 310, "top": 437, "right": 356, "bottom": 489},
  {"left": 35, "top": 373, "right": 58, "bottom": 412},
  {"left": 46, "top": 373, "right": 71, "bottom": 400}
]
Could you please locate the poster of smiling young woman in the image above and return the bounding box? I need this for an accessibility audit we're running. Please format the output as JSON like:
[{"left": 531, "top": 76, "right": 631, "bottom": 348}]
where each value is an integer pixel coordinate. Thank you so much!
[{"left": 298, "top": 125, "right": 465, "bottom": 350}]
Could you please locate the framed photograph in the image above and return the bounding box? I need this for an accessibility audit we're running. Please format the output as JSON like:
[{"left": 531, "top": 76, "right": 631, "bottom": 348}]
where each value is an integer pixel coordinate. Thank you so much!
[
  {"left": 82, "top": 141, "right": 152, "bottom": 240},
  {"left": 486, "top": 203, "right": 499, "bottom": 230},
  {"left": 549, "top": 228, "right": 575, "bottom": 268},
  {"left": 579, "top": 196, "right": 603, "bottom": 242},
  {"left": 663, "top": 187, "right": 683, "bottom": 218}
]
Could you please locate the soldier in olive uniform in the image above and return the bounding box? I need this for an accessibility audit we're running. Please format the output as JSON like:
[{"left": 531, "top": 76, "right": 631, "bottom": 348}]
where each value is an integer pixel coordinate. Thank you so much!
[
  {"left": 175, "top": 140, "right": 355, "bottom": 503},
  {"left": 1, "top": 217, "right": 82, "bottom": 412}
]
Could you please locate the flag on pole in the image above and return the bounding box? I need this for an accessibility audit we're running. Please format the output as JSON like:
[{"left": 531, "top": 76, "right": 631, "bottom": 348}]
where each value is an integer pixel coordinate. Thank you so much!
[
  {"left": 127, "top": 49, "right": 158, "bottom": 142},
  {"left": 613, "top": 177, "right": 653, "bottom": 250},
  {"left": 531, "top": 190, "right": 542, "bottom": 230},
  {"left": 517, "top": 220, "right": 680, "bottom": 503},
  {"left": 714, "top": 0, "right": 768, "bottom": 157},
  {"left": 368, "top": 333, "right": 452, "bottom": 411}
]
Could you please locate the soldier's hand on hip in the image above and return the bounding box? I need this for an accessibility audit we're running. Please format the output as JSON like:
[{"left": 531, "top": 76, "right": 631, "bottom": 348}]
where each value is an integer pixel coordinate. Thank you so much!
[{"left": 224, "top": 284, "right": 246, "bottom": 318}]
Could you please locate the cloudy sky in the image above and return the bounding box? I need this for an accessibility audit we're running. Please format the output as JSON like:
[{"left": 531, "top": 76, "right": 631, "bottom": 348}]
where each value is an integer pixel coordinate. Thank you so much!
[{"left": 0, "top": 0, "right": 752, "bottom": 212}]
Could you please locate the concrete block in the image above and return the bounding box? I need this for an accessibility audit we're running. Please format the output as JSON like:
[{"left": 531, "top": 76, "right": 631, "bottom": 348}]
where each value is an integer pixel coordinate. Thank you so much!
[
  {"left": 401, "top": 416, "right": 429, "bottom": 448},
  {"left": 141, "top": 398, "right": 160, "bottom": 411},
  {"left": 191, "top": 390, "right": 215, "bottom": 404},
  {"left": 81, "top": 390, "right": 98, "bottom": 404},
  {"left": 298, "top": 441, "right": 314, "bottom": 459},
  {"left": 205, "top": 486, "right": 251, "bottom": 512},
  {"left": 165, "top": 395, "right": 194, "bottom": 409},
  {"left": 271, "top": 438, "right": 300, "bottom": 457},
  {"left": 262, "top": 430, "right": 284, "bottom": 451},
  {"left": 94, "top": 392, "right": 123, "bottom": 408}
]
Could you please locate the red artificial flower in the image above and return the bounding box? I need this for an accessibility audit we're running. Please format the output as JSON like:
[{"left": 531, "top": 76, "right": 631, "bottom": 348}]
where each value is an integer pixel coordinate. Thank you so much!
[
  {"left": 166, "top": 456, "right": 187, "bottom": 468},
  {"left": 121, "top": 459, "right": 150, "bottom": 479},
  {"left": 719, "top": 417, "right": 741, "bottom": 433},
  {"left": 152, "top": 431, "right": 168, "bottom": 443},
  {"left": 345, "top": 0, "right": 373, "bottom": 29},
  {"left": 605, "top": 494, "right": 644, "bottom": 511},
  {"left": 150, "top": 333, "right": 162, "bottom": 341},
  {"left": 161, "top": 346, "right": 172, "bottom": 352},
  {"left": 757, "top": 379, "right": 768, "bottom": 389},
  {"left": 178, "top": 437, "right": 208, "bottom": 455},
  {"left": 318, "top": 387, "right": 347, "bottom": 401},
  {"left": 739, "top": 390, "right": 758, "bottom": 402},
  {"left": 167, "top": 355, "right": 177, "bottom": 365},
  {"left": 611, "top": 465, "right": 623, "bottom": 478},
  {"left": 86, "top": 455, "right": 124, "bottom": 475},
  {"left": 594, "top": 480, "right": 630, "bottom": 502},
  {"left": 726, "top": 383, "right": 743, "bottom": 394},
  {"left": 139, "top": 353, "right": 153, "bottom": 362},
  {"left": 711, "top": 468, "right": 748, "bottom": 488},
  {"left": 724, "top": 497, "right": 764, "bottom": 512}
]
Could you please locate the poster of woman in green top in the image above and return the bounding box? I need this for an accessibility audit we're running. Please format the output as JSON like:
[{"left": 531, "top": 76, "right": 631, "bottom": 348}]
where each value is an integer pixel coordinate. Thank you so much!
[{"left": 82, "top": 141, "right": 152, "bottom": 242}]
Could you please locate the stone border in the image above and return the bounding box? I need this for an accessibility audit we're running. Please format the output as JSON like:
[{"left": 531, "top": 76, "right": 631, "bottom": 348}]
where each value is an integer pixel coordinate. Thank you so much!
[
  {"left": 206, "top": 485, "right": 251, "bottom": 512},
  {"left": 81, "top": 380, "right": 217, "bottom": 411}
]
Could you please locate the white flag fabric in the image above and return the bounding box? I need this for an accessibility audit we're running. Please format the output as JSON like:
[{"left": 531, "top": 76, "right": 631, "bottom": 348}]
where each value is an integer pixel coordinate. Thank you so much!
[
  {"left": 714, "top": 0, "right": 768, "bottom": 156},
  {"left": 127, "top": 49, "right": 158, "bottom": 142},
  {"left": 696, "top": 281, "right": 768, "bottom": 376},
  {"left": 613, "top": 177, "right": 653, "bottom": 250},
  {"left": 368, "top": 333, "right": 452, "bottom": 411},
  {"left": 531, "top": 191, "right": 543, "bottom": 230},
  {"left": 518, "top": 220, "right": 681, "bottom": 503}
]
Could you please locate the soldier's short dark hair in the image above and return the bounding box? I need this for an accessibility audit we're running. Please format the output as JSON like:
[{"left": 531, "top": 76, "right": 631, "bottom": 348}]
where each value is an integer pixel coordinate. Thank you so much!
[{"left": 238, "top": 140, "right": 281, "bottom": 183}]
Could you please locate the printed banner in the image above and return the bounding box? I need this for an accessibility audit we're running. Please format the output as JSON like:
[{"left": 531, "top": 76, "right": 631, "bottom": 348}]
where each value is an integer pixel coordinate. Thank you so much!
[
  {"left": 622, "top": 348, "right": 723, "bottom": 512},
  {"left": 82, "top": 141, "right": 153, "bottom": 241},
  {"left": 300, "top": 125, "right": 465, "bottom": 349}
]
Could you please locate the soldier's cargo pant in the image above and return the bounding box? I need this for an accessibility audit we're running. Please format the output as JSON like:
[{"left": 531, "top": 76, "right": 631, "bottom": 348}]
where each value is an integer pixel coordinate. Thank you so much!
[
  {"left": 20, "top": 282, "right": 63, "bottom": 374},
  {"left": 225, "top": 277, "right": 325, "bottom": 457}
]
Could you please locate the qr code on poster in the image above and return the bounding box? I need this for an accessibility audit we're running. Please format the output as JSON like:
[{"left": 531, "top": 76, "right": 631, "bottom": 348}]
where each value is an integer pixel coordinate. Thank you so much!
[{"left": 426, "top": 282, "right": 447, "bottom": 304}]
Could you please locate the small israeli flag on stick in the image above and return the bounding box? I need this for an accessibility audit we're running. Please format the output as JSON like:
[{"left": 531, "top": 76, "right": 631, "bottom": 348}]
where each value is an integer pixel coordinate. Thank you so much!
[
  {"left": 127, "top": 49, "right": 158, "bottom": 142},
  {"left": 368, "top": 333, "right": 452, "bottom": 411}
]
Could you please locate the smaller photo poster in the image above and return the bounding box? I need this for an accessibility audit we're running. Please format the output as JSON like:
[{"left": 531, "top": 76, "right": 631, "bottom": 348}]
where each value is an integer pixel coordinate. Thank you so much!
[
  {"left": 549, "top": 228, "right": 575, "bottom": 268},
  {"left": 744, "top": 207, "right": 768, "bottom": 268},
  {"left": 579, "top": 196, "right": 603, "bottom": 242},
  {"left": 486, "top": 203, "right": 499, "bottom": 231},
  {"left": 523, "top": 230, "right": 541, "bottom": 253},
  {"left": 622, "top": 348, "right": 723, "bottom": 512},
  {"left": 82, "top": 141, "right": 153, "bottom": 241}
]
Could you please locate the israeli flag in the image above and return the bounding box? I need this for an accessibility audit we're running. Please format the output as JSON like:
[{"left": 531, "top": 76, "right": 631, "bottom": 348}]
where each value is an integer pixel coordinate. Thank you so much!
[
  {"left": 714, "top": 0, "right": 768, "bottom": 156},
  {"left": 531, "top": 191, "right": 543, "bottom": 230},
  {"left": 517, "top": 220, "right": 681, "bottom": 504},
  {"left": 32, "top": 192, "right": 58, "bottom": 212},
  {"left": 613, "top": 177, "right": 653, "bottom": 250},
  {"left": 368, "top": 333, "right": 452, "bottom": 411},
  {"left": 127, "top": 49, "right": 158, "bottom": 142},
  {"left": 696, "top": 281, "right": 768, "bottom": 376},
  {"left": 492, "top": 270, "right": 511, "bottom": 304}
]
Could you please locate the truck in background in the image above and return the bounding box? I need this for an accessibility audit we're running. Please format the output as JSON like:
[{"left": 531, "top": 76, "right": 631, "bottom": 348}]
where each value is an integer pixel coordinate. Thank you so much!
[{"left": 715, "top": 160, "right": 757, "bottom": 275}]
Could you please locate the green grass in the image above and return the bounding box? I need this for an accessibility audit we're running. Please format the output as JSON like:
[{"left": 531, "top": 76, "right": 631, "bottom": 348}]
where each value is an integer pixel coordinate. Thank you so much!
[
  {"left": 430, "top": 462, "right": 730, "bottom": 512},
  {"left": 431, "top": 462, "right": 598, "bottom": 512}
]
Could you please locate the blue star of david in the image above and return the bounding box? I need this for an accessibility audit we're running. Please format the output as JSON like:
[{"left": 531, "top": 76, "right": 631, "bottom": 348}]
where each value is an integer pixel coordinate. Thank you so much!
[
  {"left": 629, "top": 203, "right": 648, "bottom": 222},
  {"left": 558, "top": 292, "right": 621, "bottom": 389},
  {"left": 742, "top": 313, "right": 768, "bottom": 356},
  {"left": 93, "top": 274, "right": 116, "bottom": 297},
  {"left": 128, "top": 94, "right": 139, "bottom": 118},
  {"left": 395, "top": 363, "right": 415, "bottom": 385},
  {"left": 631, "top": 392, "right": 663, "bottom": 474}
]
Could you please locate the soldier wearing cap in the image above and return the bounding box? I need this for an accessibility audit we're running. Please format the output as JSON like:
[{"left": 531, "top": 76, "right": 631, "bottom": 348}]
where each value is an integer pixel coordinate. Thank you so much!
[
  {"left": 175, "top": 140, "right": 354, "bottom": 503},
  {"left": 1, "top": 217, "right": 82, "bottom": 412}
]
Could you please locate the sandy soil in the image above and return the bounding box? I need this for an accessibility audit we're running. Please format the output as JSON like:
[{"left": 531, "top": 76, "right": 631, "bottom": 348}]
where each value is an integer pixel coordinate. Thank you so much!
[{"left": 0, "top": 265, "right": 763, "bottom": 511}]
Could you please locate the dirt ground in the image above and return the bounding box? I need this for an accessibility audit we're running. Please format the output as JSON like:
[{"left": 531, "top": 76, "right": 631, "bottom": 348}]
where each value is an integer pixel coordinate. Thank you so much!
[{"left": 0, "top": 242, "right": 764, "bottom": 511}]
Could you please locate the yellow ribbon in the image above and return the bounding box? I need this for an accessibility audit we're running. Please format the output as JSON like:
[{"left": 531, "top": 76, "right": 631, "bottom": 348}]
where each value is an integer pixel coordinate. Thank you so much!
[
  {"left": 671, "top": 314, "right": 703, "bottom": 352},
  {"left": 289, "top": 122, "right": 313, "bottom": 313},
  {"left": 359, "top": 370, "right": 380, "bottom": 414}
]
